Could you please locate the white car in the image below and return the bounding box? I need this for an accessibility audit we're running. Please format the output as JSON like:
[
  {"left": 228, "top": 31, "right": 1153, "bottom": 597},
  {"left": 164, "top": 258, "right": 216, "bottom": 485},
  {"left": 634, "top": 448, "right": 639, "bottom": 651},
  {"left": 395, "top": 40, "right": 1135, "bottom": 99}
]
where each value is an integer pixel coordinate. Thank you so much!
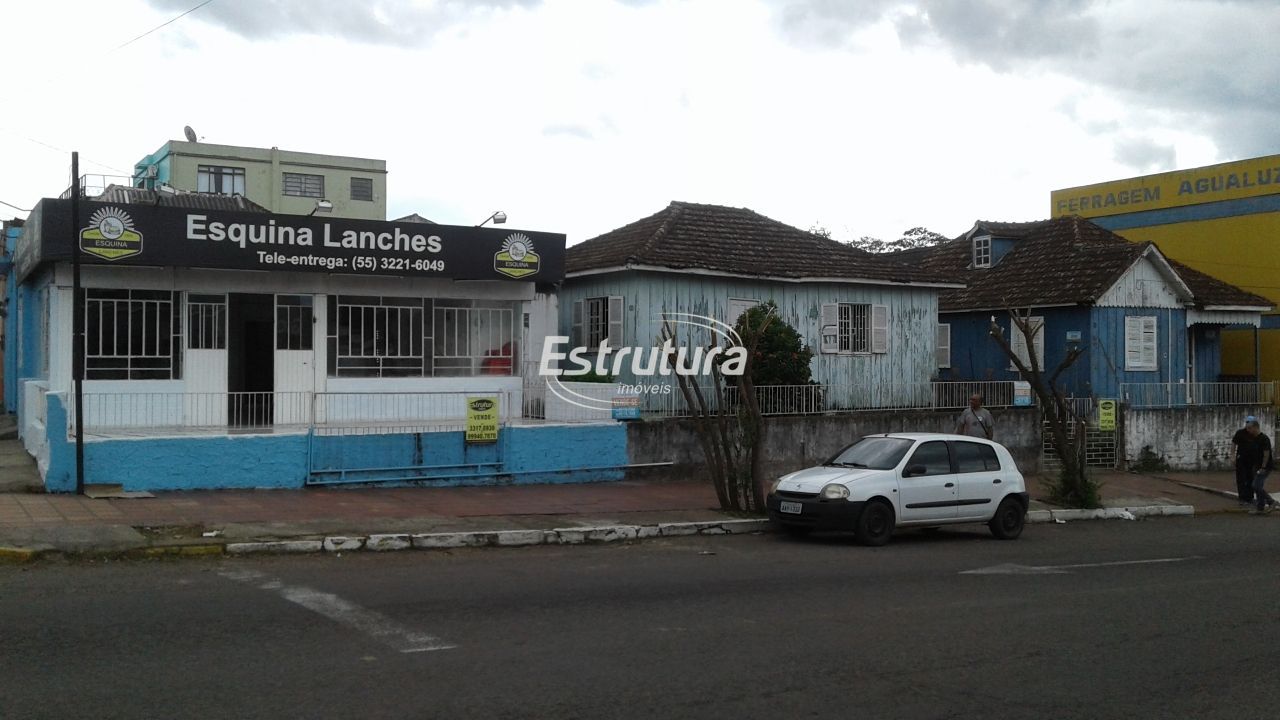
[{"left": 766, "top": 433, "right": 1029, "bottom": 545}]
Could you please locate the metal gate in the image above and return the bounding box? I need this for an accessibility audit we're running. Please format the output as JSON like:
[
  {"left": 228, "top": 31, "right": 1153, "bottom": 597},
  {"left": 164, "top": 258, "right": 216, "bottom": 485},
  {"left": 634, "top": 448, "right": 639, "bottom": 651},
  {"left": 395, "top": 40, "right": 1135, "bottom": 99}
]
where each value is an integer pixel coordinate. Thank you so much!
[
  {"left": 305, "top": 391, "right": 512, "bottom": 486},
  {"left": 1040, "top": 400, "right": 1118, "bottom": 471}
]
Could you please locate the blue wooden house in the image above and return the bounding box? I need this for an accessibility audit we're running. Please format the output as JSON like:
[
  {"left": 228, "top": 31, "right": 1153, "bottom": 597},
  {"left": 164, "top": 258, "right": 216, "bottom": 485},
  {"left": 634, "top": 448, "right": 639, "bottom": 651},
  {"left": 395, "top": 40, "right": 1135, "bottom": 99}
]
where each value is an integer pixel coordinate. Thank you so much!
[
  {"left": 908, "top": 216, "right": 1271, "bottom": 401},
  {"left": 558, "top": 201, "right": 960, "bottom": 409}
]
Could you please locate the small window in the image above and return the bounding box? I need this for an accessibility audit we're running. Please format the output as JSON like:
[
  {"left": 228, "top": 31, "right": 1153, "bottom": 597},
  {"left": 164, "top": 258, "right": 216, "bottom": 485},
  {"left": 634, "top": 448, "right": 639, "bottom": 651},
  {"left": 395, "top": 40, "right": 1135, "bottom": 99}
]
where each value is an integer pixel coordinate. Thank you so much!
[
  {"left": 973, "top": 235, "right": 992, "bottom": 268},
  {"left": 574, "top": 296, "right": 622, "bottom": 348},
  {"left": 351, "top": 177, "right": 373, "bottom": 202},
  {"left": 954, "top": 442, "right": 1001, "bottom": 472},
  {"left": 936, "top": 323, "right": 951, "bottom": 369},
  {"left": 276, "top": 295, "right": 313, "bottom": 351},
  {"left": 906, "top": 441, "right": 952, "bottom": 476},
  {"left": 188, "top": 294, "right": 226, "bottom": 350},
  {"left": 282, "top": 172, "right": 324, "bottom": 198},
  {"left": 197, "top": 165, "right": 245, "bottom": 196},
  {"left": 1009, "top": 315, "right": 1044, "bottom": 371}
]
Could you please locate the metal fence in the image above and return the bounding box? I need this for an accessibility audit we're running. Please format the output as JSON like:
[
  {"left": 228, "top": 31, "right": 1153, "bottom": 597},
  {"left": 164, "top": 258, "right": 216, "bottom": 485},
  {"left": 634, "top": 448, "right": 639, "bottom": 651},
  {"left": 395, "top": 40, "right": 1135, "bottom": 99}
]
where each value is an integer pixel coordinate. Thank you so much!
[
  {"left": 73, "top": 390, "right": 518, "bottom": 435},
  {"left": 637, "top": 380, "right": 1019, "bottom": 419},
  {"left": 1120, "top": 382, "right": 1275, "bottom": 408}
]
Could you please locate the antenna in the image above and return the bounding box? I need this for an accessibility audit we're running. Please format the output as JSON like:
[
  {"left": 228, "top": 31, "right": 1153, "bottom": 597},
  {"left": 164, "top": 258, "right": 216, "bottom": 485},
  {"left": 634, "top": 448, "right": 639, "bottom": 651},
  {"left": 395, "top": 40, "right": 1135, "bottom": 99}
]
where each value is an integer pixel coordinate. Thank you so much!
[{"left": 183, "top": 125, "right": 198, "bottom": 143}]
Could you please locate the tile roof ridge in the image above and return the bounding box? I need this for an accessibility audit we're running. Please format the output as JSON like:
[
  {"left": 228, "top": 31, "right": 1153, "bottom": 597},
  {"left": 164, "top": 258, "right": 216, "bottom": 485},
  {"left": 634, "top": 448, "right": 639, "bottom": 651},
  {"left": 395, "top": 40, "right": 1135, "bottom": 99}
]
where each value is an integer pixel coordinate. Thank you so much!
[{"left": 632, "top": 201, "right": 684, "bottom": 263}]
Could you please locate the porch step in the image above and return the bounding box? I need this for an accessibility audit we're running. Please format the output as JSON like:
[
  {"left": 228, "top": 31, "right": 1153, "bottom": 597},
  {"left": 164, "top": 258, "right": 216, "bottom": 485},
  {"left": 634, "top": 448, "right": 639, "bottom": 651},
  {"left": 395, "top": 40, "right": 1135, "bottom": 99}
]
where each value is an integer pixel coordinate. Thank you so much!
[{"left": 0, "top": 438, "right": 43, "bottom": 493}]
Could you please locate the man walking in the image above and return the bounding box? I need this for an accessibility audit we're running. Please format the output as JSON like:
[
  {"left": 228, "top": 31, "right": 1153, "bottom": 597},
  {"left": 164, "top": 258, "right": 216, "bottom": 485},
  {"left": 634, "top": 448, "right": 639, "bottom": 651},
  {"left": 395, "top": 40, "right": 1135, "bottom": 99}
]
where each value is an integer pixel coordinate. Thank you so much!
[
  {"left": 1233, "top": 417, "right": 1257, "bottom": 507},
  {"left": 1243, "top": 417, "right": 1278, "bottom": 515},
  {"left": 955, "top": 393, "right": 995, "bottom": 440}
]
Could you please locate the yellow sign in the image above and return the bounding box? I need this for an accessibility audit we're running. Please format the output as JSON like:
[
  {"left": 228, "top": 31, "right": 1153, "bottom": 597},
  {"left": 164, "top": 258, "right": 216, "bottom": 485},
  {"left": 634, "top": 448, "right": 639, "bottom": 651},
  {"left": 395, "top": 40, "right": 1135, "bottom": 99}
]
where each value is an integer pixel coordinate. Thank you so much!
[
  {"left": 1051, "top": 154, "right": 1280, "bottom": 219},
  {"left": 465, "top": 396, "right": 499, "bottom": 443},
  {"left": 1098, "top": 399, "right": 1117, "bottom": 431},
  {"left": 81, "top": 206, "right": 144, "bottom": 261}
]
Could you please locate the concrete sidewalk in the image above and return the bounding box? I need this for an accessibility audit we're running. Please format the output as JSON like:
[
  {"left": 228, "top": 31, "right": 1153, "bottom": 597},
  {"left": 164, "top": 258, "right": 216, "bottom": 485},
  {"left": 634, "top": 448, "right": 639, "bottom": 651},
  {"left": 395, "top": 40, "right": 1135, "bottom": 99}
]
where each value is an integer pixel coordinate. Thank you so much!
[{"left": 0, "top": 469, "right": 1254, "bottom": 561}]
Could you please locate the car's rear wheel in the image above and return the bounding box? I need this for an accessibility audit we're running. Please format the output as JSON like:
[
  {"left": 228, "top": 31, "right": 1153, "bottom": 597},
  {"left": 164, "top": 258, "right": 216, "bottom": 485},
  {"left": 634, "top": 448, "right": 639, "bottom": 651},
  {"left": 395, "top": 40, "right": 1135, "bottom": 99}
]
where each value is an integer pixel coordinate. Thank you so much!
[
  {"left": 988, "top": 497, "right": 1026, "bottom": 540},
  {"left": 855, "top": 500, "right": 894, "bottom": 546}
]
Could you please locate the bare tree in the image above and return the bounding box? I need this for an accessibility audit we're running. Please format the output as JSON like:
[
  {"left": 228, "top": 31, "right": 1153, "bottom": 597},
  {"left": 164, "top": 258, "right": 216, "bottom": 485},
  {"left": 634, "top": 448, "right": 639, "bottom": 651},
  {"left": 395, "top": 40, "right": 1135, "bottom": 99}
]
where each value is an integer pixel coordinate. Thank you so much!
[
  {"left": 659, "top": 310, "right": 772, "bottom": 513},
  {"left": 988, "top": 310, "right": 1101, "bottom": 508}
]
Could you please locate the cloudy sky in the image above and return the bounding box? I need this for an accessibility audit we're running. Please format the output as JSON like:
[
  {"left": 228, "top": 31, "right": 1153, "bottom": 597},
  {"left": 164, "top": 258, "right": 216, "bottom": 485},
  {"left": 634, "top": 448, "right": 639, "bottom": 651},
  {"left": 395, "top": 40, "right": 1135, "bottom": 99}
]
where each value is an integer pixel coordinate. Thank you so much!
[{"left": 1, "top": 0, "right": 1276, "bottom": 245}]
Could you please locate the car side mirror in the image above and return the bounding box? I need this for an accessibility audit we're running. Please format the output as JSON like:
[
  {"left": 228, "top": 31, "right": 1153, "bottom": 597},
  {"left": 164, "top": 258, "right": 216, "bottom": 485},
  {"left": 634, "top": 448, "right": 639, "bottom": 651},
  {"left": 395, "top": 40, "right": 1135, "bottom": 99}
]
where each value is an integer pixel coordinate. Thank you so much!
[{"left": 903, "top": 464, "right": 926, "bottom": 477}]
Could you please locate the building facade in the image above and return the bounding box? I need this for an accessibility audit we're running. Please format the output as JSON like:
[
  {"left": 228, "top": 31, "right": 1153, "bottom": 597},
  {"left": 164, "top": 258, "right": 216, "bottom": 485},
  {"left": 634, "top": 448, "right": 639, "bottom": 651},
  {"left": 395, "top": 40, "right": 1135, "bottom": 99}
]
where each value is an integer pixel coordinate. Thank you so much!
[
  {"left": 1050, "top": 154, "right": 1280, "bottom": 380},
  {"left": 3, "top": 187, "right": 631, "bottom": 493},
  {"left": 916, "top": 217, "right": 1270, "bottom": 401},
  {"left": 133, "top": 140, "right": 388, "bottom": 220},
  {"left": 559, "top": 202, "right": 959, "bottom": 412}
]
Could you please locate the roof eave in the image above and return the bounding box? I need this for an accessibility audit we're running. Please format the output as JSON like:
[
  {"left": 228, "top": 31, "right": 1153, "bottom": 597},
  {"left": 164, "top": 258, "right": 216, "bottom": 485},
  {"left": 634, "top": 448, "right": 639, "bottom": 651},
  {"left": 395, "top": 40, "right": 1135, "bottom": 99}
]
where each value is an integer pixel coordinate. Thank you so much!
[{"left": 565, "top": 263, "right": 964, "bottom": 288}]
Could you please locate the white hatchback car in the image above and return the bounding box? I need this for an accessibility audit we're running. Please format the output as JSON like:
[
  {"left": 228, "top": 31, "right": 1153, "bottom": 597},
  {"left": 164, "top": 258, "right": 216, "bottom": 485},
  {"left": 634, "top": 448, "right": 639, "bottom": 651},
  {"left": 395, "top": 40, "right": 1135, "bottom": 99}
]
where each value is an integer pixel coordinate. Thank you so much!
[{"left": 766, "top": 433, "right": 1029, "bottom": 545}]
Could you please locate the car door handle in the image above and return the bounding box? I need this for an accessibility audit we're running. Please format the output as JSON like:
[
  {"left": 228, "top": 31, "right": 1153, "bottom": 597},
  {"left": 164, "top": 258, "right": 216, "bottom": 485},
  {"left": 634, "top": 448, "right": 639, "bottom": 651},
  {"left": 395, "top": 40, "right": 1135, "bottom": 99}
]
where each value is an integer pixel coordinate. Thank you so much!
[
  {"left": 944, "top": 482, "right": 955, "bottom": 488},
  {"left": 993, "top": 479, "right": 1002, "bottom": 484}
]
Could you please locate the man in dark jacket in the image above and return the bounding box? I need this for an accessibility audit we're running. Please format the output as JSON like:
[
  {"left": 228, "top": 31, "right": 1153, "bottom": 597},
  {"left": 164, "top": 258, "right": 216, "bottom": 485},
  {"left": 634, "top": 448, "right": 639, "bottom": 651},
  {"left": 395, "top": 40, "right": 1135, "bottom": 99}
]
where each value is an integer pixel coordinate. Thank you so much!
[
  {"left": 1244, "top": 417, "right": 1278, "bottom": 515},
  {"left": 1233, "top": 417, "right": 1258, "bottom": 506}
]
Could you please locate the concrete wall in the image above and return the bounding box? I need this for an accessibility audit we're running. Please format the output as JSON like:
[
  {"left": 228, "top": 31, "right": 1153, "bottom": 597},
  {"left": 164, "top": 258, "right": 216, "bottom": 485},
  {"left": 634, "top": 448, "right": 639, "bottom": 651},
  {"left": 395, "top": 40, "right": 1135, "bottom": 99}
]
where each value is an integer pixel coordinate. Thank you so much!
[
  {"left": 626, "top": 407, "right": 1042, "bottom": 481},
  {"left": 42, "top": 393, "right": 627, "bottom": 492},
  {"left": 1123, "top": 404, "right": 1271, "bottom": 471}
]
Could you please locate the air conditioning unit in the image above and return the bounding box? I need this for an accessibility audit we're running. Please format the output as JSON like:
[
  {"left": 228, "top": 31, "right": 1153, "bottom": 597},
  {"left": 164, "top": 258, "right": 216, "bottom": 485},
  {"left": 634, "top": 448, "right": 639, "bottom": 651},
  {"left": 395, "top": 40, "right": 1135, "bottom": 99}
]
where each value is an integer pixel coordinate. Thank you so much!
[{"left": 145, "top": 166, "right": 158, "bottom": 178}]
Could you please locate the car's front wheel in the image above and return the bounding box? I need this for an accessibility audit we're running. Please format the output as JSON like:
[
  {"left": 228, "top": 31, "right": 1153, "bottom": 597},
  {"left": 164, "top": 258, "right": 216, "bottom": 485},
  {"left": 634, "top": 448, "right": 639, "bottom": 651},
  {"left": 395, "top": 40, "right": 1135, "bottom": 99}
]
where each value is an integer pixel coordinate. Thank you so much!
[
  {"left": 855, "top": 500, "right": 895, "bottom": 546},
  {"left": 988, "top": 497, "right": 1026, "bottom": 540}
]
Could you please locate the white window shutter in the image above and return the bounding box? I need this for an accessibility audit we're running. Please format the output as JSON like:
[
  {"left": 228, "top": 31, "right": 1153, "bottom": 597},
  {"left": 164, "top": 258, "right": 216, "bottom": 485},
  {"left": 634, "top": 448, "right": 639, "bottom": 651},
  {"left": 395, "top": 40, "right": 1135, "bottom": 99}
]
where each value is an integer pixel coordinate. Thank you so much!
[
  {"left": 1141, "top": 316, "right": 1157, "bottom": 369},
  {"left": 819, "top": 303, "right": 839, "bottom": 354},
  {"left": 571, "top": 299, "right": 583, "bottom": 347},
  {"left": 936, "top": 323, "right": 951, "bottom": 369},
  {"left": 871, "top": 305, "right": 889, "bottom": 353},
  {"left": 607, "top": 296, "right": 624, "bottom": 346},
  {"left": 1009, "top": 318, "right": 1028, "bottom": 369}
]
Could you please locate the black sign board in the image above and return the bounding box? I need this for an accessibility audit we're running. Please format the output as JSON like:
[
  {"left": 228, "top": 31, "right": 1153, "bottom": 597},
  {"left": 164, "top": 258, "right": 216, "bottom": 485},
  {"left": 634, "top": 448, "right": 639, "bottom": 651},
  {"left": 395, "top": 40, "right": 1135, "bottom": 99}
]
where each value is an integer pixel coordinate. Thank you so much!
[{"left": 18, "top": 199, "right": 565, "bottom": 283}]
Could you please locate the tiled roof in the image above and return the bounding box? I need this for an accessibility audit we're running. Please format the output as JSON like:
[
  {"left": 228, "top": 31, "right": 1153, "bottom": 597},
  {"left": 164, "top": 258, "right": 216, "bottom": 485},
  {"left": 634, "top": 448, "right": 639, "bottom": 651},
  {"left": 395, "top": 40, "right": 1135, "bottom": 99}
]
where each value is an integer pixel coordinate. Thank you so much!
[
  {"left": 95, "top": 185, "right": 268, "bottom": 212},
  {"left": 903, "top": 215, "right": 1270, "bottom": 311},
  {"left": 1167, "top": 259, "right": 1272, "bottom": 309},
  {"left": 395, "top": 212, "right": 436, "bottom": 224},
  {"left": 567, "top": 201, "right": 955, "bottom": 286}
]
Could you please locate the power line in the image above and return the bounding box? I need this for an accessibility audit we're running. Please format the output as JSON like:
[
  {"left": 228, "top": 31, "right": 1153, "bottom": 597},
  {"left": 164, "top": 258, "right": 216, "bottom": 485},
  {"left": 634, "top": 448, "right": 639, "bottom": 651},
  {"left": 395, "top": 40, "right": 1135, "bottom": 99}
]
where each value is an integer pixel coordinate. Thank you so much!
[
  {"left": 1, "top": 199, "right": 31, "bottom": 213},
  {"left": 112, "top": 0, "right": 216, "bottom": 52}
]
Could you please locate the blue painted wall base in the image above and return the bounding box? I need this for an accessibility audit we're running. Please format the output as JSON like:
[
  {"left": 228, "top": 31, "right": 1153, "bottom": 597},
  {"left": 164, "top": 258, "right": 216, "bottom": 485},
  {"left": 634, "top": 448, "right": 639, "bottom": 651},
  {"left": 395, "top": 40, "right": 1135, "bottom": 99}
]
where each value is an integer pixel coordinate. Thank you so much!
[{"left": 43, "top": 395, "right": 629, "bottom": 492}]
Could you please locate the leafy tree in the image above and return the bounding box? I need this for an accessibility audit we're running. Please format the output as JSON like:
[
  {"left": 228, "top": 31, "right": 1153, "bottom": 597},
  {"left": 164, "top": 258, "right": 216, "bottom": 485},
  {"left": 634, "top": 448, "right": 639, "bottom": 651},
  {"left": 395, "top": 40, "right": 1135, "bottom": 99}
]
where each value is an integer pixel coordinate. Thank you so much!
[
  {"left": 735, "top": 301, "right": 813, "bottom": 386},
  {"left": 844, "top": 226, "right": 949, "bottom": 253}
]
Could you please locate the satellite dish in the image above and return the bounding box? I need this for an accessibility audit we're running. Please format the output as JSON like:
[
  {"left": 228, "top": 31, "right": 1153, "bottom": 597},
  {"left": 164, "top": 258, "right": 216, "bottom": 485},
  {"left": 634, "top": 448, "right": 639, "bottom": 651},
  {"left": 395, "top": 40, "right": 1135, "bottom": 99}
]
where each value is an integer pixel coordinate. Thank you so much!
[{"left": 183, "top": 125, "right": 198, "bottom": 143}]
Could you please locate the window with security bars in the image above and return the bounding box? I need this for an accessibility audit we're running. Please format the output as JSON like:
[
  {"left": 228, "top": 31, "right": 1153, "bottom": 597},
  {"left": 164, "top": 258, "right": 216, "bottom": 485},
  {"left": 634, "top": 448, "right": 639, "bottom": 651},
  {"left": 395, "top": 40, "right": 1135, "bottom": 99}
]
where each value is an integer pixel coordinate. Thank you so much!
[
  {"left": 838, "top": 303, "right": 871, "bottom": 353},
  {"left": 197, "top": 166, "right": 245, "bottom": 196},
  {"left": 326, "top": 296, "right": 514, "bottom": 377},
  {"left": 187, "top": 294, "right": 226, "bottom": 350},
  {"left": 282, "top": 172, "right": 324, "bottom": 198},
  {"left": 85, "top": 289, "right": 182, "bottom": 380},
  {"left": 276, "top": 295, "right": 313, "bottom": 350},
  {"left": 350, "top": 177, "right": 373, "bottom": 201}
]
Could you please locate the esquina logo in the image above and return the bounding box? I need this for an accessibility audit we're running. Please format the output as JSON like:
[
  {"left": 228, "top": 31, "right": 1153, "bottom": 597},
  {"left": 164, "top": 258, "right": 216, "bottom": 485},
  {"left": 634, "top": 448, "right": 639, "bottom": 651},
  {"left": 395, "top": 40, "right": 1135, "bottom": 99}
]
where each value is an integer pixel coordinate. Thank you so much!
[
  {"left": 494, "top": 233, "right": 540, "bottom": 279},
  {"left": 537, "top": 312, "right": 750, "bottom": 412},
  {"left": 81, "top": 207, "right": 144, "bottom": 261}
]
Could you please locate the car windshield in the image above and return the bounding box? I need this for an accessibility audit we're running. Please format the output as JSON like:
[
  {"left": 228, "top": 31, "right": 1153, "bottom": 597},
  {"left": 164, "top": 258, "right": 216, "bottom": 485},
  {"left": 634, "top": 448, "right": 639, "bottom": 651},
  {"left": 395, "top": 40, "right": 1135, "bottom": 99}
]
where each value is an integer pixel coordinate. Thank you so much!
[{"left": 825, "top": 437, "right": 914, "bottom": 470}]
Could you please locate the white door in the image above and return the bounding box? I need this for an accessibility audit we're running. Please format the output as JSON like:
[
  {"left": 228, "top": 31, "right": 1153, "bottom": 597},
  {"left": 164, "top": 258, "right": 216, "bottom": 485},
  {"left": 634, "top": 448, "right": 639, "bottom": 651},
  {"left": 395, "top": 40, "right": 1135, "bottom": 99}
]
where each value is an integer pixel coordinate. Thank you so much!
[
  {"left": 897, "top": 441, "right": 959, "bottom": 522},
  {"left": 274, "top": 295, "right": 316, "bottom": 425},
  {"left": 184, "top": 294, "right": 228, "bottom": 427}
]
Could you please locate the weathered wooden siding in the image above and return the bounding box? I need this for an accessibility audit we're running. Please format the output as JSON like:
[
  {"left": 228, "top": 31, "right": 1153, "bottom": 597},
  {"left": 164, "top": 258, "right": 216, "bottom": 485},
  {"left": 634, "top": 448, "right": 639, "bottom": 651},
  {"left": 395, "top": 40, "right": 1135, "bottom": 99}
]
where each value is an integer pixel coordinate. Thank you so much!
[
  {"left": 558, "top": 271, "right": 940, "bottom": 394},
  {"left": 943, "top": 305, "right": 1196, "bottom": 398},
  {"left": 1095, "top": 256, "right": 1184, "bottom": 308},
  {"left": 1089, "top": 306, "right": 1187, "bottom": 397},
  {"left": 940, "top": 307, "right": 1092, "bottom": 394}
]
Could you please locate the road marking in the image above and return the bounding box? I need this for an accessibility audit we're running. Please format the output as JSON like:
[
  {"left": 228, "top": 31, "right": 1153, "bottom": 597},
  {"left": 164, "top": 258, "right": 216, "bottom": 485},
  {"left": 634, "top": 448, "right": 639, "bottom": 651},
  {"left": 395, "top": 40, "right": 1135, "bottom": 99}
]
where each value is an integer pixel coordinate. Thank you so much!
[
  {"left": 219, "top": 570, "right": 456, "bottom": 653},
  {"left": 961, "top": 556, "right": 1200, "bottom": 575}
]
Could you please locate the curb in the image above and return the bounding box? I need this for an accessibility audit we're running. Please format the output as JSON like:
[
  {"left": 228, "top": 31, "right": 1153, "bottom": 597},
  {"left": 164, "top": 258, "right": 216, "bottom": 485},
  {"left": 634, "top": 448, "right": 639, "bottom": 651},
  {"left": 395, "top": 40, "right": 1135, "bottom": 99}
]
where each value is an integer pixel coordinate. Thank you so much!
[
  {"left": 219, "top": 519, "right": 771, "bottom": 556},
  {"left": 0, "top": 546, "right": 42, "bottom": 563},
  {"left": 1027, "top": 505, "right": 1195, "bottom": 523}
]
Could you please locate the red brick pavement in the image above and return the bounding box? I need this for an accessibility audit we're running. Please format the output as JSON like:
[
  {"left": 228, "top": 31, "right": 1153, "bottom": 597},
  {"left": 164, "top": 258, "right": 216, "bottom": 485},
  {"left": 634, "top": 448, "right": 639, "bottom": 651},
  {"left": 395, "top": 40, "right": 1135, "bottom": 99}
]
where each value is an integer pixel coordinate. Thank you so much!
[{"left": 0, "top": 480, "right": 721, "bottom": 529}]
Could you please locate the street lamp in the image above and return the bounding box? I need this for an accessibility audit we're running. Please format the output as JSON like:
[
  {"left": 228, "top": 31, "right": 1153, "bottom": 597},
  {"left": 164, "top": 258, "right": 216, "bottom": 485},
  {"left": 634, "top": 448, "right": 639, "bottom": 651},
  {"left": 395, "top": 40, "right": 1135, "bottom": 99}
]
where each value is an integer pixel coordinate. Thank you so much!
[
  {"left": 477, "top": 210, "right": 507, "bottom": 227},
  {"left": 309, "top": 199, "right": 333, "bottom": 216}
]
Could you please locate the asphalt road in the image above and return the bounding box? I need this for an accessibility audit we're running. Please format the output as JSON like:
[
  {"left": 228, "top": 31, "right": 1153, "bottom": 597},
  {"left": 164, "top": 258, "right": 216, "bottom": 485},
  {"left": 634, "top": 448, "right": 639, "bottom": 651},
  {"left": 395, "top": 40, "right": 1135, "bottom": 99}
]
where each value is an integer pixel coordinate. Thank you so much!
[{"left": 3, "top": 516, "right": 1280, "bottom": 720}]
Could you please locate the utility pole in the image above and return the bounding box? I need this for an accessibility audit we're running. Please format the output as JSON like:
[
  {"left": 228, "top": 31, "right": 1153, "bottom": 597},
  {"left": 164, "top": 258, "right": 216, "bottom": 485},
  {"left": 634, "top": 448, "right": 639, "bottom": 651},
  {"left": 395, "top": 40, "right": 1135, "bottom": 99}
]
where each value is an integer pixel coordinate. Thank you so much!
[{"left": 70, "top": 152, "right": 85, "bottom": 495}]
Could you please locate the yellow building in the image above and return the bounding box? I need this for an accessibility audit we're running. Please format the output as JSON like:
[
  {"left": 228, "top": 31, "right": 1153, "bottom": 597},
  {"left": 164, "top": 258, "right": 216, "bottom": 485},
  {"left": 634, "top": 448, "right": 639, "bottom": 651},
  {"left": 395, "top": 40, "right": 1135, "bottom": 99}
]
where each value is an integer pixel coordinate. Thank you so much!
[{"left": 1051, "top": 155, "right": 1280, "bottom": 380}]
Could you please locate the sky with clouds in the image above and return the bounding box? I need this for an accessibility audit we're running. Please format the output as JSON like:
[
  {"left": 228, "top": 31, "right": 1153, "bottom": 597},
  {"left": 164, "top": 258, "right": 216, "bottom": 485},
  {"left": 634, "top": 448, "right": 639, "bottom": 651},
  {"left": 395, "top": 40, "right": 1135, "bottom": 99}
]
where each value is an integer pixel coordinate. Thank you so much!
[{"left": 1, "top": 0, "right": 1275, "bottom": 245}]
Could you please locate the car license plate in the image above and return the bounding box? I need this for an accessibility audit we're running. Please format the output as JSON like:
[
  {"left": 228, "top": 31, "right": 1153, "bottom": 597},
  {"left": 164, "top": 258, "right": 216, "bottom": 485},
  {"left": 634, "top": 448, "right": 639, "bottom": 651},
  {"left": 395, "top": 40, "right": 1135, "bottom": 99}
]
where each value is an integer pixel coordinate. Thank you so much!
[{"left": 780, "top": 501, "right": 803, "bottom": 515}]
